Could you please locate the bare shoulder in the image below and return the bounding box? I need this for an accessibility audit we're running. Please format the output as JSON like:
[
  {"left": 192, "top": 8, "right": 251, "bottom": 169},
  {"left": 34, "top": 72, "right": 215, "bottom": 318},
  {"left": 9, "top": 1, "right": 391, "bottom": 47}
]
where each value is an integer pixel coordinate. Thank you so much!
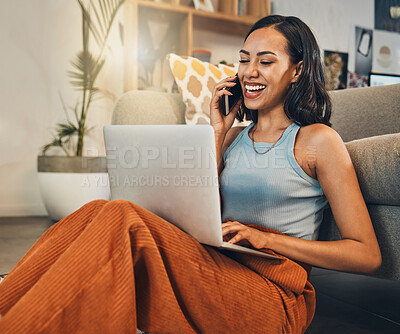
[
  {"left": 297, "top": 123, "right": 352, "bottom": 171},
  {"left": 297, "top": 123, "right": 345, "bottom": 150}
]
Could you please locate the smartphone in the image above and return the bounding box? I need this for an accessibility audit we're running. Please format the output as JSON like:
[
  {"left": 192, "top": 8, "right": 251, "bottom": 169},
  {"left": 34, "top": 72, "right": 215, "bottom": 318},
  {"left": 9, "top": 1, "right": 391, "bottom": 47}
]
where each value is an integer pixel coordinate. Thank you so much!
[{"left": 219, "top": 75, "right": 243, "bottom": 116}]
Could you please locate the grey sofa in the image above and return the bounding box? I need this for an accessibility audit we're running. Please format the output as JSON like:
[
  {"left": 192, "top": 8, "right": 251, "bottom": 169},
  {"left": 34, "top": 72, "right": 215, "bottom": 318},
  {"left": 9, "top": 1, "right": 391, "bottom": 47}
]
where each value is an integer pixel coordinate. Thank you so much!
[{"left": 112, "top": 84, "right": 400, "bottom": 280}]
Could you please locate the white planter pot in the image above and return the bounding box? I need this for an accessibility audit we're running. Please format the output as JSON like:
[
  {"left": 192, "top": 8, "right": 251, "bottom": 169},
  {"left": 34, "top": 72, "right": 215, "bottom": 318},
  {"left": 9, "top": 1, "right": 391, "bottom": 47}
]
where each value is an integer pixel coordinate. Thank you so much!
[{"left": 37, "top": 156, "right": 110, "bottom": 221}]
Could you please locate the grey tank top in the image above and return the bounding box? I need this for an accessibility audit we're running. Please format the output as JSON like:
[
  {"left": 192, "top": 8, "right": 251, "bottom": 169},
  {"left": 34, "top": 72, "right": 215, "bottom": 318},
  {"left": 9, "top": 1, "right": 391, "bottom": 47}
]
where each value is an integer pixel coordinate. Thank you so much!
[{"left": 220, "top": 122, "right": 328, "bottom": 240}]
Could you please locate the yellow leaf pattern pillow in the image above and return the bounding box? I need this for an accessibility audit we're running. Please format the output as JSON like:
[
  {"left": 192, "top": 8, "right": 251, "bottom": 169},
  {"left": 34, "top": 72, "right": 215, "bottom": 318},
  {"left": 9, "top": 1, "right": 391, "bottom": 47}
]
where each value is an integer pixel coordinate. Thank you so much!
[{"left": 167, "top": 53, "right": 238, "bottom": 124}]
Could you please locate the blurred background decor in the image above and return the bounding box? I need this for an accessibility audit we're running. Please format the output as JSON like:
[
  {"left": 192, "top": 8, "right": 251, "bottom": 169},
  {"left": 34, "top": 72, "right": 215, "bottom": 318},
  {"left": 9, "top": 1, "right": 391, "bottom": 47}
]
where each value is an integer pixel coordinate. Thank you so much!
[
  {"left": 323, "top": 50, "right": 349, "bottom": 90},
  {"left": 37, "top": 0, "right": 124, "bottom": 221},
  {"left": 138, "top": 15, "right": 179, "bottom": 90},
  {"left": 354, "top": 26, "right": 373, "bottom": 76},
  {"left": 41, "top": 0, "right": 124, "bottom": 157},
  {"left": 193, "top": 0, "right": 214, "bottom": 12},
  {"left": 375, "top": 0, "right": 400, "bottom": 33}
]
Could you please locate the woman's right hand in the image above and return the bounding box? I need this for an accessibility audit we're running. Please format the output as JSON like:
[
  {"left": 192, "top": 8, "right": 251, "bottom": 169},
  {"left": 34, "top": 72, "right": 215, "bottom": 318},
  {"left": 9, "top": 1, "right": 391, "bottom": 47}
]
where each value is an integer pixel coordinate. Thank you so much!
[{"left": 210, "top": 76, "right": 243, "bottom": 136}]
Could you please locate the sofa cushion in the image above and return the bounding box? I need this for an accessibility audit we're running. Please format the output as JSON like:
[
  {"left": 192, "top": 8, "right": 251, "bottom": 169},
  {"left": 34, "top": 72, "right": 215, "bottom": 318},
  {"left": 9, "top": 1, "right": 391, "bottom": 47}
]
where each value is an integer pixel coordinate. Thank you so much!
[
  {"left": 111, "top": 90, "right": 186, "bottom": 125},
  {"left": 167, "top": 53, "right": 237, "bottom": 124},
  {"left": 345, "top": 133, "right": 400, "bottom": 206},
  {"left": 319, "top": 205, "right": 400, "bottom": 280},
  {"left": 330, "top": 84, "right": 400, "bottom": 142}
]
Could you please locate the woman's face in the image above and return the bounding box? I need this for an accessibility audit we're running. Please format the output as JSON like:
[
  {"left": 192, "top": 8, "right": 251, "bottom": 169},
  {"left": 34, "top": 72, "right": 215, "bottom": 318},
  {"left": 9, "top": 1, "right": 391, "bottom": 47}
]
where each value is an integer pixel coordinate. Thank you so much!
[{"left": 238, "top": 27, "right": 300, "bottom": 113}]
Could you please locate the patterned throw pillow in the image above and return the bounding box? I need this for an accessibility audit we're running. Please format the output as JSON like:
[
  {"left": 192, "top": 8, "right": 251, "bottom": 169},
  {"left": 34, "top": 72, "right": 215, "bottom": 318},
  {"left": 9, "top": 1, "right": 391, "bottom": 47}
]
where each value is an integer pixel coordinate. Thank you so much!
[{"left": 167, "top": 53, "right": 238, "bottom": 124}]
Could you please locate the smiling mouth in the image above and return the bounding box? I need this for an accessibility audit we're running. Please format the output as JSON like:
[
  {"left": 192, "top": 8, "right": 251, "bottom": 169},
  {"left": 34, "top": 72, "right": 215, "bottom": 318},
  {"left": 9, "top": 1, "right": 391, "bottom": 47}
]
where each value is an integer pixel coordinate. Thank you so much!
[
  {"left": 244, "top": 84, "right": 266, "bottom": 98},
  {"left": 245, "top": 84, "right": 266, "bottom": 92}
]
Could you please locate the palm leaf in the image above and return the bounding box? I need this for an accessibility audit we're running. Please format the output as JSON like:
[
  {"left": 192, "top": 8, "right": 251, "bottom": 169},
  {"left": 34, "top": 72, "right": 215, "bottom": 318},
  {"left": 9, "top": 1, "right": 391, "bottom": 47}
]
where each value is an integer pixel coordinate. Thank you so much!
[
  {"left": 41, "top": 130, "right": 75, "bottom": 156},
  {"left": 41, "top": 138, "right": 64, "bottom": 155},
  {"left": 89, "top": 57, "right": 106, "bottom": 86},
  {"left": 86, "top": 0, "right": 124, "bottom": 52},
  {"left": 91, "top": 0, "right": 105, "bottom": 36},
  {"left": 71, "top": 100, "right": 81, "bottom": 124},
  {"left": 78, "top": 0, "right": 101, "bottom": 48},
  {"left": 55, "top": 122, "right": 79, "bottom": 138},
  {"left": 98, "top": 0, "right": 108, "bottom": 36},
  {"left": 68, "top": 50, "right": 101, "bottom": 91},
  {"left": 44, "top": 0, "right": 124, "bottom": 156},
  {"left": 58, "top": 92, "right": 72, "bottom": 123}
]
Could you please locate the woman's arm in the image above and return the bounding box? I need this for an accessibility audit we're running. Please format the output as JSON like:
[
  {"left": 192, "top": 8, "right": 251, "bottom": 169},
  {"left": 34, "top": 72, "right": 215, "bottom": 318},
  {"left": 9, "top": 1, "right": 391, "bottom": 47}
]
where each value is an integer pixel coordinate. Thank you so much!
[
  {"left": 209, "top": 76, "right": 243, "bottom": 175},
  {"left": 222, "top": 125, "right": 382, "bottom": 275}
]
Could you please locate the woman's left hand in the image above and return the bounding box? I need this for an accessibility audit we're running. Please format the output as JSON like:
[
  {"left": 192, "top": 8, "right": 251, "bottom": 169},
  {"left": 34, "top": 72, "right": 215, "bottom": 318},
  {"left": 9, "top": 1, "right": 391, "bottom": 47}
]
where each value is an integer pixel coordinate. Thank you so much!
[{"left": 222, "top": 220, "right": 270, "bottom": 250}]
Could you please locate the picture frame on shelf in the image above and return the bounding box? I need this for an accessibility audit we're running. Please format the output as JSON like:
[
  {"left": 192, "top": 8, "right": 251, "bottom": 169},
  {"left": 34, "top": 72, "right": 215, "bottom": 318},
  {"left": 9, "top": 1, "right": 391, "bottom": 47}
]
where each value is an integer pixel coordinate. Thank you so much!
[
  {"left": 193, "top": 0, "right": 214, "bottom": 12},
  {"left": 354, "top": 26, "right": 373, "bottom": 75},
  {"left": 323, "top": 50, "right": 348, "bottom": 90}
]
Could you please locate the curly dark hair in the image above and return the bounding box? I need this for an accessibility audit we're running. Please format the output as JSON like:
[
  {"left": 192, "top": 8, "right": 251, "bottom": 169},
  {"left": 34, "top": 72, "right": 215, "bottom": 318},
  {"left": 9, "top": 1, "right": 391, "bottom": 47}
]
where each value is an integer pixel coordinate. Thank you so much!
[{"left": 236, "top": 15, "right": 332, "bottom": 127}]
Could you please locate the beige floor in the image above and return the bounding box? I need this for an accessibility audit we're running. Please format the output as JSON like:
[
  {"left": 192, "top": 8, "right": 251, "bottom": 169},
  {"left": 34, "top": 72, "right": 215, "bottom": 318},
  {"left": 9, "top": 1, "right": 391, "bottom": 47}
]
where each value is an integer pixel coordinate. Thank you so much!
[
  {"left": 0, "top": 216, "right": 53, "bottom": 274},
  {"left": 1, "top": 216, "right": 399, "bottom": 333}
]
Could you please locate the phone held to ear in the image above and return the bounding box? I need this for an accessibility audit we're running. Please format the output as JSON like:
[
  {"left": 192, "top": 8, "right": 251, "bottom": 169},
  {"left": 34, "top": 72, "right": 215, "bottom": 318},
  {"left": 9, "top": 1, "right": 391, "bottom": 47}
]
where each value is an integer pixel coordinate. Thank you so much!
[{"left": 219, "top": 75, "right": 243, "bottom": 116}]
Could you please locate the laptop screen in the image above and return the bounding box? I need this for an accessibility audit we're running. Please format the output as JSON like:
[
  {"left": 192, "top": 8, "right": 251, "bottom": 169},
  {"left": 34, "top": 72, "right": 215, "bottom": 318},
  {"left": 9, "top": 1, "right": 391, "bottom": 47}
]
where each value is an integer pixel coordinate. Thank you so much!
[{"left": 369, "top": 72, "right": 400, "bottom": 87}]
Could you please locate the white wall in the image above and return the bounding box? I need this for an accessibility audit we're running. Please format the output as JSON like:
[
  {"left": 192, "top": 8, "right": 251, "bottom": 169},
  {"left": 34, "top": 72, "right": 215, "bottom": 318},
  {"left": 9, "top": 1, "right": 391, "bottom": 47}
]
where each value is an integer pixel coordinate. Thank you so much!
[
  {"left": 0, "top": 0, "right": 124, "bottom": 216},
  {"left": 272, "top": 0, "right": 374, "bottom": 52},
  {"left": 194, "top": 0, "right": 375, "bottom": 68},
  {"left": 0, "top": 0, "right": 375, "bottom": 216},
  {"left": 271, "top": 0, "right": 375, "bottom": 73}
]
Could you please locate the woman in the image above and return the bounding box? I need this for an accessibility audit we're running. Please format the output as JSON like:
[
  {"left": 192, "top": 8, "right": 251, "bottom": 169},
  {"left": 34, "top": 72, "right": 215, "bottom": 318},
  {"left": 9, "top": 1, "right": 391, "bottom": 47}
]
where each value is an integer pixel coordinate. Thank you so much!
[
  {"left": 213, "top": 15, "right": 381, "bottom": 272},
  {"left": 0, "top": 15, "right": 380, "bottom": 334}
]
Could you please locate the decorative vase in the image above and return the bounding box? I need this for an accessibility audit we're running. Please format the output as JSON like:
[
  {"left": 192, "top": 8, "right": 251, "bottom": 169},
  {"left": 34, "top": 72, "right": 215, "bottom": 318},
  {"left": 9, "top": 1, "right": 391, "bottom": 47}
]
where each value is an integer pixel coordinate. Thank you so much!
[{"left": 37, "top": 156, "right": 110, "bottom": 221}]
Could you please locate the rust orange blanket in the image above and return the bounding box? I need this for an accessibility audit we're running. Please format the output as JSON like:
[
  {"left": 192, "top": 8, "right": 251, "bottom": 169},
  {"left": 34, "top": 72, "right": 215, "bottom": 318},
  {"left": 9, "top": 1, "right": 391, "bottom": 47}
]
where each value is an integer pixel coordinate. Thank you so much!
[{"left": 0, "top": 200, "right": 315, "bottom": 333}]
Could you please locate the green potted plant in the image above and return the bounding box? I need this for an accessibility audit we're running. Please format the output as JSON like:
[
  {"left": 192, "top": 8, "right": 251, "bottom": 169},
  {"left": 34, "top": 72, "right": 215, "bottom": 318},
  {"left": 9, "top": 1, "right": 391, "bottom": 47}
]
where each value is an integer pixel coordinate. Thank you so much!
[{"left": 38, "top": 0, "right": 124, "bottom": 220}]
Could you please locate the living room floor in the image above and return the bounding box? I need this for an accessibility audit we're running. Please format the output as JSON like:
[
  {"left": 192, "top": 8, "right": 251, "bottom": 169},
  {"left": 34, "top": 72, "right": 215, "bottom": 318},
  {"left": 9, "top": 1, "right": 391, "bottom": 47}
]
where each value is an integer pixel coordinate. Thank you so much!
[{"left": 1, "top": 217, "right": 399, "bottom": 333}]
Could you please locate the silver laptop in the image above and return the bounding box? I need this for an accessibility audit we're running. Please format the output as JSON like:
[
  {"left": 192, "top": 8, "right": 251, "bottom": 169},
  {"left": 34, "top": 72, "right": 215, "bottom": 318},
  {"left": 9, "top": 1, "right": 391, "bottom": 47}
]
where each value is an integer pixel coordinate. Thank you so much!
[{"left": 103, "top": 124, "right": 281, "bottom": 260}]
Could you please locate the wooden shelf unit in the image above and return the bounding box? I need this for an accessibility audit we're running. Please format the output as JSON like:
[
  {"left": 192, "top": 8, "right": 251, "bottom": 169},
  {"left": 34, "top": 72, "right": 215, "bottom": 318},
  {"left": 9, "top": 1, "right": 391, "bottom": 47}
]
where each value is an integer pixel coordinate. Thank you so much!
[{"left": 123, "top": 0, "right": 270, "bottom": 92}]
